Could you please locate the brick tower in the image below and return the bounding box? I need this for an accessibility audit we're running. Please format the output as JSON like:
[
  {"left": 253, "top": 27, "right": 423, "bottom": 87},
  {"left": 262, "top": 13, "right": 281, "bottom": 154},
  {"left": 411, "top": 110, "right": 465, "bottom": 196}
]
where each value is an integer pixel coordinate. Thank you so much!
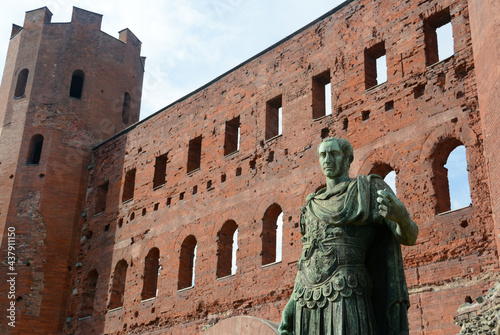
[{"left": 0, "top": 7, "right": 144, "bottom": 334}]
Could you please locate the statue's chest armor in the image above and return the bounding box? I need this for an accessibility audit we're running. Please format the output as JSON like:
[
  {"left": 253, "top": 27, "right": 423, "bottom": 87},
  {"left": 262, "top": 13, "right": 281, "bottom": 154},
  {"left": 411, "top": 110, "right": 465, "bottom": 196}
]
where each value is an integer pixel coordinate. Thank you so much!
[{"left": 299, "top": 214, "right": 376, "bottom": 286}]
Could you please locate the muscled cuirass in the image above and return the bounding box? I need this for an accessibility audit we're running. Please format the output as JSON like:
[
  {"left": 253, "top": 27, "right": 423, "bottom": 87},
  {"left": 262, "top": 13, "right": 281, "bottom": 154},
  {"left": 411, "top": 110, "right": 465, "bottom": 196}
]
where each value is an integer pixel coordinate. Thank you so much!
[{"left": 293, "top": 210, "right": 376, "bottom": 309}]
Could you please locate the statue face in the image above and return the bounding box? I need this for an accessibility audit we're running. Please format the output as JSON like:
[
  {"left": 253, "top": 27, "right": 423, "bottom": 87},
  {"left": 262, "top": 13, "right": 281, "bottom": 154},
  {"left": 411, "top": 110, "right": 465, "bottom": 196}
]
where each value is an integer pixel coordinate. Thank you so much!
[{"left": 318, "top": 140, "right": 348, "bottom": 179}]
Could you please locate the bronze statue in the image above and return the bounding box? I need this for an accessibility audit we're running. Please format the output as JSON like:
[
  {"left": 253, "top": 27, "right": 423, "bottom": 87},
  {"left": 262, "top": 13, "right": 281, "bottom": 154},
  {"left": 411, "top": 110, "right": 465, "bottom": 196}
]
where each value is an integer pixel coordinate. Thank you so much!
[{"left": 279, "top": 138, "right": 418, "bottom": 335}]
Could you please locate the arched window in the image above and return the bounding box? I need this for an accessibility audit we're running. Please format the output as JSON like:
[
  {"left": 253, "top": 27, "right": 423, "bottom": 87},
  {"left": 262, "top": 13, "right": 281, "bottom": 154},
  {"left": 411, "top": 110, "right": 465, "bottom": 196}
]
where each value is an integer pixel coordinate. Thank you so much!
[
  {"left": 432, "top": 139, "right": 471, "bottom": 213},
  {"left": 262, "top": 204, "right": 283, "bottom": 265},
  {"left": 444, "top": 144, "right": 471, "bottom": 211},
  {"left": 80, "top": 269, "right": 98, "bottom": 318},
  {"left": 370, "top": 163, "right": 397, "bottom": 195},
  {"left": 216, "top": 220, "right": 238, "bottom": 278},
  {"left": 122, "top": 92, "right": 131, "bottom": 125},
  {"left": 178, "top": 235, "right": 197, "bottom": 290},
  {"left": 109, "top": 259, "right": 128, "bottom": 309},
  {"left": 14, "top": 68, "right": 29, "bottom": 98},
  {"left": 69, "top": 70, "right": 85, "bottom": 99},
  {"left": 26, "top": 134, "right": 44, "bottom": 165},
  {"left": 141, "top": 248, "right": 160, "bottom": 300}
]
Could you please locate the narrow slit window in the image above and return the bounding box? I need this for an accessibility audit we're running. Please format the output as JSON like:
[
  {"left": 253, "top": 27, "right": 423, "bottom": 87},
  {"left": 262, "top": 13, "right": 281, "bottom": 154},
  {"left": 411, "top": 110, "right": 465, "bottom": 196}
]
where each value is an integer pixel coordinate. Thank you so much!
[
  {"left": 424, "top": 9, "right": 453, "bottom": 65},
  {"left": 95, "top": 181, "right": 109, "bottom": 214},
  {"left": 69, "top": 70, "right": 85, "bottom": 99},
  {"left": 265, "top": 95, "right": 282, "bottom": 140},
  {"left": 312, "top": 70, "right": 332, "bottom": 119},
  {"left": 141, "top": 248, "right": 160, "bottom": 300},
  {"left": 187, "top": 136, "right": 202, "bottom": 173},
  {"left": 262, "top": 204, "right": 283, "bottom": 265},
  {"left": 122, "top": 92, "right": 131, "bottom": 125},
  {"left": 178, "top": 235, "right": 197, "bottom": 290},
  {"left": 216, "top": 220, "right": 238, "bottom": 278},
  {"left": 365, "top": 42, "right": 387, "bottom": 89},
  {"left": 153, "top": 153, "right": 168, "bottom": 188},
  {"left": 109, "top": 260, "right": 128, "bottom": 309},
  {"left": 224, "top": 116, "right": 240, "bottom": 155},
  {"left": 122, "top": 169, "right": 136, "bottom": 203},
  {"left": 14, "top": 68, "right": 29, "bottom": 98},
  {"left": 80, "top": 269, "right": 98, "bottom": 318},
  {"left": 26, "top": 134, "right": 44, "bottom": 165}
]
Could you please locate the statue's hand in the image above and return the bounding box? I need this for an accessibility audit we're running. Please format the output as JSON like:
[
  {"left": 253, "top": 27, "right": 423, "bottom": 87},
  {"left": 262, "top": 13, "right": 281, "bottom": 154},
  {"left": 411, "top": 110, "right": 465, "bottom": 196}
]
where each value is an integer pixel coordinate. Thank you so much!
[
  {"left": 376, "top": 189, "right": 409, "bottom": 224},
  {"left": 377, "top": 189, "right": 418, "bottom": 245}
]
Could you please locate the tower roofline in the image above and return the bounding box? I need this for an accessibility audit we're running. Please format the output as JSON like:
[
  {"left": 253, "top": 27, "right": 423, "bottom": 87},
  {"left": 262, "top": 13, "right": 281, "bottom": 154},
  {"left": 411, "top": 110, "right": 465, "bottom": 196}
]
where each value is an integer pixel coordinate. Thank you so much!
[
  {"left": 25, "top": 6, "right": 53, "bottom": 16},
  {"left": 72, "top": 6, "right": 103, "bottom": 18},
  {"left": 12, "top": 6, "right": 141, "bottom": 52}
]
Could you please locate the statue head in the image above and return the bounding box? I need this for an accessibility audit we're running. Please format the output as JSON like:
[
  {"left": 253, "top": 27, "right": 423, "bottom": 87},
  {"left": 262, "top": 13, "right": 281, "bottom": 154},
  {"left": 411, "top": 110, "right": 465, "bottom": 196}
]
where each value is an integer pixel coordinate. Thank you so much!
[{"left": 317, "top": 137, "right": 353, "bottom": 179}]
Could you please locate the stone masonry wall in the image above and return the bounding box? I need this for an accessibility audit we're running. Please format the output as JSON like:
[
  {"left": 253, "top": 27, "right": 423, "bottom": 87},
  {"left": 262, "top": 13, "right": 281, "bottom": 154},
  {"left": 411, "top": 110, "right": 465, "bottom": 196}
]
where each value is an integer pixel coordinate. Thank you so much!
[{"left": 455, "top": 281, "right": 500, "bottom": 335}]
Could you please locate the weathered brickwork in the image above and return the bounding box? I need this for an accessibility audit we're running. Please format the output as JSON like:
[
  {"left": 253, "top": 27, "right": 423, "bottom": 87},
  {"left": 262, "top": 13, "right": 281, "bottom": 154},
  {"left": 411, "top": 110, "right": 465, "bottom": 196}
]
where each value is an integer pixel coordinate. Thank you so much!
[
  {"left": 59, "top": 0, "right": 499, "bottom": 334},
  {"left": 0, "top": 7, "right": 144, "bottom": 334},
  {"left": 0, "top": 0, "right": 499, "bottom": 334}
]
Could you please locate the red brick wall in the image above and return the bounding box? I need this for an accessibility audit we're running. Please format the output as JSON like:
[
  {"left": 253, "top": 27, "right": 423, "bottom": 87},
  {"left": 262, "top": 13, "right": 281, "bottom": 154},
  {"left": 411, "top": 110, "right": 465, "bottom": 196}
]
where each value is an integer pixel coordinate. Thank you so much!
[
  {"left": 63, "top": 1, "right": 499, "bottom": 334},
  {"left": 468, "top": 0, "right": 500, "bottom": 263},
  {"left": 0, "top": 7, "right": 144, "bottom": 334}
]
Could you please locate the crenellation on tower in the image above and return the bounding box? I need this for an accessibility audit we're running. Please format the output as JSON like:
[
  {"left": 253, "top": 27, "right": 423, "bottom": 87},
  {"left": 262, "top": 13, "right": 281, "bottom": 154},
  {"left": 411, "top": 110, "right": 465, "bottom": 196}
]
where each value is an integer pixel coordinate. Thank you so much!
[
  {"left": 23, "top": 7, "right": 53, "bottom": 27},
  {"left": 118, "top": 28, "right": 142, "bottom": 50},
  {"left": 10, "top": 25, "right": 22, "bottom": 39},
  {"left": 71, "top": 7, "right": 102, "bottom": 30}
]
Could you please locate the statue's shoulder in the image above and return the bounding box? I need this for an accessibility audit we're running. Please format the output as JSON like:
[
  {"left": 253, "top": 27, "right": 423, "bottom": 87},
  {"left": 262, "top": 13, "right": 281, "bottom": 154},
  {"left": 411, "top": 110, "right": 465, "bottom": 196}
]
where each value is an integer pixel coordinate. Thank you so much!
[
  {"left": 359, "top": 173, "right": 383, "bottom": 180},
  {"left": 306, "top": 187, "right": 325, "bottom": 202},
  {"left": 305, "top": 192, "right": 316, "bottom": 202},
  {"left": 358, "top": 174, "right": 384, "bottom": 186},
  {"left": 360, "top": 174, "right": 396, "bottom": 195}
]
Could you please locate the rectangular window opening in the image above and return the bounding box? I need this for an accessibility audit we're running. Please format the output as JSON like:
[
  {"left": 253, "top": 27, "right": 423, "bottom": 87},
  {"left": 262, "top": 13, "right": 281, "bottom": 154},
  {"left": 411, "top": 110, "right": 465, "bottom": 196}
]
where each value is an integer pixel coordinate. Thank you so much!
[
  {"left": 122, "top": 169, "right": 136, "bottom": 203},
  {"left": 365, "top": 42, "right": 387, "bottom": 89},
  {"left": 265, "top": 95, "right": 282, "bottom": 140},
  {"left": 424, "top": 9, "right": 453, "bottom": 65},
  {"left": 385, "top": 100, "right": 394, "bottom": 111},
  {"left": 224, "top": 116, "right": 240, "bottom": 156},
  {"left": 153, "top": 153, "right": 168, "bottom": 188},
  {"left": 312, "top": 70, "right": 332, "bottom": 119},
  {"left": 95, "top": 181, "right": 109, "bottom": 214},
  {"left": 187, "top": 136, "right": 202, "bottom": 173}
]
